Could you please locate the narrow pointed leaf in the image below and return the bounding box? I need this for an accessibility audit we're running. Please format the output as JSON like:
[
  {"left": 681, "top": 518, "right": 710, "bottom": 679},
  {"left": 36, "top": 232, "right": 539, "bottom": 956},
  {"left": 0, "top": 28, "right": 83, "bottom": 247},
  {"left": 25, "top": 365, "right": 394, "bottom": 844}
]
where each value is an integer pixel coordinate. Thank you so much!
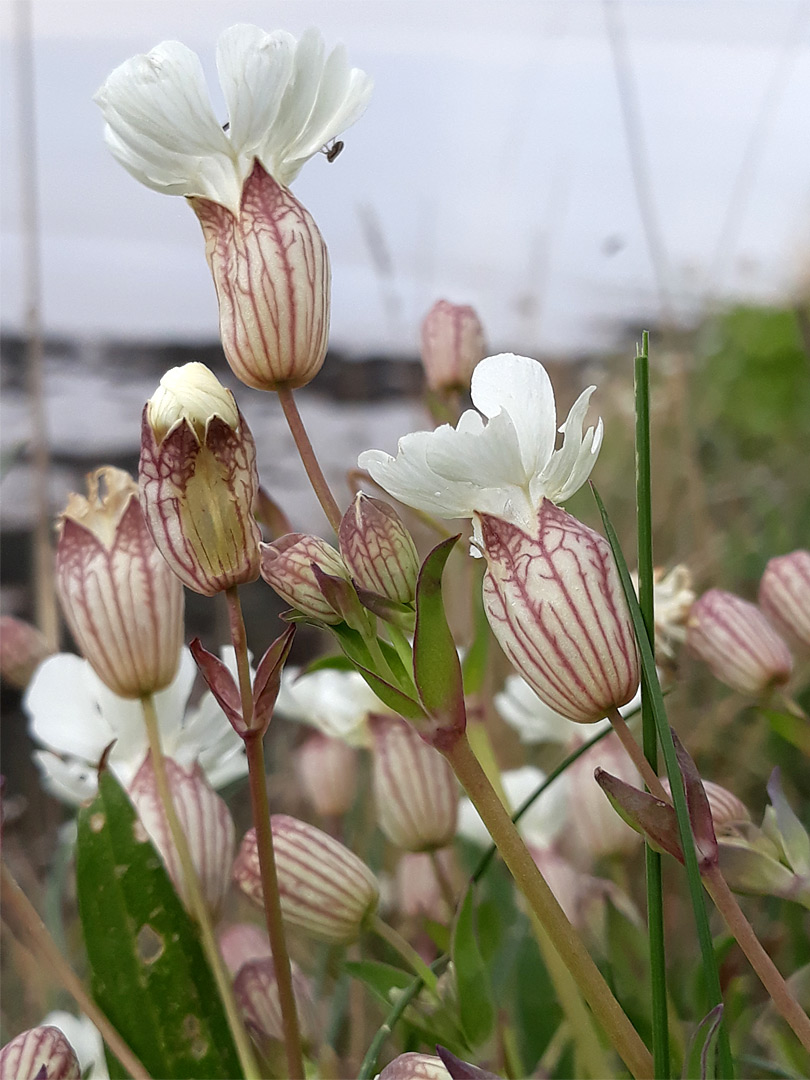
[
  {"left": 767, "top": 768, "right": 810, "bottom": 876},
  {"left": 252, "top": 624, "right": 296, "bottom": 732},
  {"left": 413, "top": 536, "right": 466, "bottom": 742},
  {"left": 189, "top": 638, "right": 244, "bottom": 733},
  {"left": 76, "top": 771, "right": 242, "bottom": 1079},
  {"left": 595, "top": 768, "right": 682, "bottom": 861},
  {"left": 671, "top": 727, "right": 718, "bottom": 870},
  {"left": 451, "top": 888, "right": 494, "bottom": 1047}
]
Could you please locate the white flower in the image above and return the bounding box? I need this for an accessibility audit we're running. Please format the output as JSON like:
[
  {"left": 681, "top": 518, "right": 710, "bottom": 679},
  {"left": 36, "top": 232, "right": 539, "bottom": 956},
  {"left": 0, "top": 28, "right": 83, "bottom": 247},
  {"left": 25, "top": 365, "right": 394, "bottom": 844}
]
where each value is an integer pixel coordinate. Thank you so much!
[
  {"left": 495, "top": 674, "right": 641, "bottom": 746},
  {"left": 26, "top": 647, "right": 248, "bottom": 805},
  {"left": 631, "top": 564, "right": 695, "bottom": 660},
  {"left": 95, "top": 24, "right": 372, "bottom": 216},
  {"left": 275, "top": 666, "right": 385, "bottom": 748},
  {"left": 358, "top": 353, "right": 603, "bottom": 534},
  {"left": 457, "top": 765, "right": 569, "bottom": 851}
]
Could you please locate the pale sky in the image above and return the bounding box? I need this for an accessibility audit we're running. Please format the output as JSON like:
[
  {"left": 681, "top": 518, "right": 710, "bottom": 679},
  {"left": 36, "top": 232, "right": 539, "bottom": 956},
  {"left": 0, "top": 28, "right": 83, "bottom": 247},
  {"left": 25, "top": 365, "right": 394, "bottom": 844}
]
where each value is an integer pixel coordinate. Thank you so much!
[{"left": 1, "top": 0, "right": 809, "bottom": 356}]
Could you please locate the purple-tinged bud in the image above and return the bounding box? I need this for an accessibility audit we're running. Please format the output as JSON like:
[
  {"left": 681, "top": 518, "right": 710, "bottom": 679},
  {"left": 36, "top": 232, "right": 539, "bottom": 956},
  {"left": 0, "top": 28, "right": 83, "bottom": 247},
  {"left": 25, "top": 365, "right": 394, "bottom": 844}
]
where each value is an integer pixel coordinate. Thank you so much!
[
  {"left": 0, "top": 617, "right": 52, "bottom": 690},
  {"left": 0, "top": 1026, "right": 80, "bottom": 1079},
  {"left": 140, "top": 363, "right": 261, "bottom": 596},
  {"left": 568, "top": 733, "right": 643, "bottom": 859},
  {"left": 395, "top": 850, "right": 456, "bottom": 919},
  {"left": 55, "top": 467, "right": 184, "bottom": 698},
  {"left": 339, "top": 493, "right": 420, "bottom": 604},
  {"left": 759, "top": 550, "right": 810, "bottom": 653},
  {"left": 189, "top": 164, "right": 330, "bottom": 392},
  {"left": 370, "top": 714, "right": 458, "bottom": 852},
  {"left": 259, "top": 534, "right": 353, "bottom": 623},
  {"left": 686, "top": 589, "right": 793, "bottom": 695},
  {"left": 233, "top": 816, "right": 380, "bottom": 944},
  {"left": 378, "top": 1053, "right": 451, "bottom": 1080},
  {"left": 295, "top": 733, "right": 359, "bottom": 818},
  {"left": 128, "top": 754, "right": 235, "bottom": 916},
  {"left": 479, "top": 500, "right": 639, "bottom": 724},
  {"left": 234, "top": 958, "right": 319, "bottom": 1051},
  {"left": 420, "top": 300, "right": 486, "bottom": 392},
  {"left": 217, "top": 923, "right": 272, "bottom": 976}
]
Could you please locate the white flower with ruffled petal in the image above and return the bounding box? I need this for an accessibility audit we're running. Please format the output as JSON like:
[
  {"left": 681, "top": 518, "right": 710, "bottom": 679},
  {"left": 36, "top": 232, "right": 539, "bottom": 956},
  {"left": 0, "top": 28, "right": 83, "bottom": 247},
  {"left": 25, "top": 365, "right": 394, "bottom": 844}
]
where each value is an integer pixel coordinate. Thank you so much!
[
  {"left": 275, "top": 666, "right": 387, "bottom": 748},
  {"left": 495, "top": 673, "right": 642, "bottom": 746},
  {"left": 359, "top": 353, "right": 603, "bottom": 539},
  {"left": 26, "top": 647, "right": 248, "bottom": 805},
  {"left": 95, "top": 24, "right": 372, "bottom": 216}
]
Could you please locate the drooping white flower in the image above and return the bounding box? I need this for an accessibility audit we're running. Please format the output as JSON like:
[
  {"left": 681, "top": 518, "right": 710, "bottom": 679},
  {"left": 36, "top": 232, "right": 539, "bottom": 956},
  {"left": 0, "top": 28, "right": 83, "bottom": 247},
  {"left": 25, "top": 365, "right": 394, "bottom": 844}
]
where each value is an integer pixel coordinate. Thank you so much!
[
  {"left": 457, "top": 765, "right": 569, "bottom": 851},
  {"left": 95, "top": 24, "right": 373, "bottom": 216},
  {"left": 275, "top": 666, "right": 387, "bottom": 748},
  {"left": 26, "top": 647, "right": 248, "bottom": 805},
  {"left": 630, "top": 564, "right": 695, "bottom": 661},
  {"left": 358, "top": 353, "right": 603, "bottom": 535},
  {"left": 495, "top": 673, "right": 641, "bottom": 746}
]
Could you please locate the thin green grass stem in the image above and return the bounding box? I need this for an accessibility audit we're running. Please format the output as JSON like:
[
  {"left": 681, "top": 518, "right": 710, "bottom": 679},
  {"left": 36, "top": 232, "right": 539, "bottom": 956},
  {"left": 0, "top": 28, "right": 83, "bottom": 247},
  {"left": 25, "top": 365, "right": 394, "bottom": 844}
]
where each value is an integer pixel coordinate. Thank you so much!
[
  {"left": 635, "top": 329, "right": 670, "bottom": 1079},
  {"left": 593, "top": 485, "right": 734, "bottom": 1079}
]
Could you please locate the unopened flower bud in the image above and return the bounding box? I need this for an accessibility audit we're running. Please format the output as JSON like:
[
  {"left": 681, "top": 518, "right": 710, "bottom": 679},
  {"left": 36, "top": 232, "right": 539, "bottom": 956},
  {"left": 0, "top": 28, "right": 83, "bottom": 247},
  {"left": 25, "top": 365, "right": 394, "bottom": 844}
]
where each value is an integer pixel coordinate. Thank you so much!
[
  {"left": 56, "top": 467, "right": 184, "bottom": 697},
  {"left": 233, "top": 816, "right": 380, "bottom": 944},
  {"left": 217, "top": 923, "right": 273, "bottom": 976},
  {"left": 128, "top": 754, "right": 235, "bottom": 916},
  {"left": 569, "top": 733, "right": 644, "bottom": 859},
  {"left": 296, "top": 733, "right": 359, "bottom": 818},
  {"left": 189, "top": 164, "right": 330, "bottom": 392},
  {"left": 234, "top": 958, "right": 319, "bottom": 1050},
  {"left": 395, "top": 850, "right": 456, "bottom": 919},
  {"left": 0, "top": 617, "right": 52, "bottom": 690},
  {"left": 480, "top": 500, "right": 639, "bottom": 724},
  {"left": 686, "top": 589, "right": 792, "bottom": 695},
  {"left": 759, "top": 550, "right": 810, "bottom": 653},
  {"left": 420, "top": 300, "right": 486, "bottom": 392},
  {"left": 339, "top": 493, "right": 419, "bottom": 604},
  {"left": 259, "top": 534, "right": 353, "bottom": 623},
  {"left": 379, "top": 1054, "right": 451, "bottom": 1080},
  {"left": 140, "top": 363, "right": 261, "bottom": 595},
  {"left": 0, "top": 1026, "right": 80, "bottom": 1079},
  {"left": 370, "top": 714, "right": 458, "bottom": 852}
]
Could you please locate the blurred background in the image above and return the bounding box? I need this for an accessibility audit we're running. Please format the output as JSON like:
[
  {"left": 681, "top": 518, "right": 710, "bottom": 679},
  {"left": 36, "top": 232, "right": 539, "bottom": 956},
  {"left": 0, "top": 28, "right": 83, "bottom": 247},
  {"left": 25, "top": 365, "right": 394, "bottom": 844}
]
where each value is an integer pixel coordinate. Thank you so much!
[{"left": 1, "top": 0, "right": 809, "bottom": 1057}]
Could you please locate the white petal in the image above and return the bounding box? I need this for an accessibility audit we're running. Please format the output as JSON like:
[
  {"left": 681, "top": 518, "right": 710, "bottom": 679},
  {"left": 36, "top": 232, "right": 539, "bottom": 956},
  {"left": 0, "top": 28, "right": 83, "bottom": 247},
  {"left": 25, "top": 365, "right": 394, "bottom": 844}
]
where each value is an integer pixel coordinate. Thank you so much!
[
  {"left": 32, "top": 750, "right": 98, "bottom": 805},
  {"left": 95, "top": 41, "right": 243, "bottom": 212},
  {"left": 216, "top": 25, "right": 294, "bottom": 159},
  {"left": 25, "top": 655, "right": 114, "bottom": 761},
  {"left": 471, "top": 354, "right": 557, "bottom": 476},
  {"left": 258, "top": 28, "right": 325, "bottom": 178},
  {"left": 532, "top": 385, "right": 602, "bottom": 504},
  {"left": 360, "top": 433, "right": 479, "bottom": 520}
]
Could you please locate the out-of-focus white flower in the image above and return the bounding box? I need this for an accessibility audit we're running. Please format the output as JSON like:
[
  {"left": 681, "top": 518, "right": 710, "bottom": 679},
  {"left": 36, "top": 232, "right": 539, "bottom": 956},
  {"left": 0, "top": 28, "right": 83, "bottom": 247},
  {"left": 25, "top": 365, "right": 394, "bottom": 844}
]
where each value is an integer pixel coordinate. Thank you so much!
[
  {"left": 359, "top": 353, "right": 602, "bottom": 538},
  {"left": 457, "top": 766, "right": 569, "bottom": 851},
  {"left": 275, "top": 666, "right": 386, "bottom": 748},
  {"left": 26, "top": 647, "right": 248, "bottom": 805},
  {"left": 40, "top": 1013, "right": 108, "bottom": 1079},
  {"left": 630, "top": 565, "right": 695, "bottom": 661},
  {"left": 495, "top": 673, "right": 640, "bottom": 746},
  {"left": 95, "top": 25, "right": 372, "bottom": 216}
]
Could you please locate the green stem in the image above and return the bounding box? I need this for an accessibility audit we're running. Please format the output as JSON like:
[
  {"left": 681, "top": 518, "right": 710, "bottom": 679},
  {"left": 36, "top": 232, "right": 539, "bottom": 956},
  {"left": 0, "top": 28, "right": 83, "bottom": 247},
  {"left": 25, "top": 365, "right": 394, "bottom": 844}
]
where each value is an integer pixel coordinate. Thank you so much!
[
  {"left": 703, "top": 866, "right": 810, "bottom": 1052},
  {"left": 1, "top": 862, "right": 152, "bottom": 1079},
  {"left": 635, "top": 329, "right": 670, "bottom": 1080},
  {"left": 139, "top": 695, "right": 260, "bottom": 1080},
  {"left": 444, "top": 733, "right": 653, "bottom": 1080},
  {"left": 386, "top": 621, "right": 415, "bottom": 675},
  {"left": 368, "top": 914, "right": 440, "bottom": 995},
  {"left": 224, "top": 587, "right": 305, "bottom": 1080},
  {"left": 276, "top": 387, "right": 342, "bottom": 533}
]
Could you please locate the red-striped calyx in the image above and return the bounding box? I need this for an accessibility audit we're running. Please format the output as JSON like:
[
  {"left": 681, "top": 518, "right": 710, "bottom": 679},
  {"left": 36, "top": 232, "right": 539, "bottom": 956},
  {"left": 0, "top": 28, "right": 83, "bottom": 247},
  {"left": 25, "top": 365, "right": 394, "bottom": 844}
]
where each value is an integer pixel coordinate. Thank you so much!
[
  {"left": 479, "top": 499, "right": 639, "bottom": 725},
  {"left": 140, "top": 363, "right": 261, "bottom": 596},
  {"left": 233, "top": 815, "right": 379, "bottom": 944},
  {"left": 55, "top": 466, "right": 184, "bottom": 698}
]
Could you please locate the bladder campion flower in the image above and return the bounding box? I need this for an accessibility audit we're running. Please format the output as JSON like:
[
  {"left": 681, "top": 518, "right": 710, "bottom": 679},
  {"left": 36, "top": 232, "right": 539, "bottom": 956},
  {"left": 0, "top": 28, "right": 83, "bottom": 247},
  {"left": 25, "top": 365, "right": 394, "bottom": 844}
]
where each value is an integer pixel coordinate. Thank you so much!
[
  {"left": 140, "top": 363, "right": 261, "bottom": 595},
  {"left": 55, "top": 466, "right": 184, "bottom": 699},
  {"left": 95, "top": 25, "right": 372, "bottom": 390}
]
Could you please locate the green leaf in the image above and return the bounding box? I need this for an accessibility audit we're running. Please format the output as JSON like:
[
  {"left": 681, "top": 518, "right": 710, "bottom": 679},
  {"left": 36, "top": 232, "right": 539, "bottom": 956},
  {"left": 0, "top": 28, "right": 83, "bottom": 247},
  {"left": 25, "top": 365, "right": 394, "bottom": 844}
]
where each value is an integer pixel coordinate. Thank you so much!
[
  {"left": 683, "top": 1005, "right": 724, "bottom": 1079},
  {"left": 592, "top": 485, "right": 732, "bottom": 1079},
  {"left": 343, "top": 959, "right": 413, "bottom": 1006},
  {"left": 413, "top": 536, "right": 466, "bottom": 735},
  {"left": 330, "top": 623, "right": 424, "bottom": 719},
  {"left": 451, "top": 888, "right": 494, "bottom": 1047},
  {"left": 76, "top": 771, "right": 242, "bottom": 1079}
]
